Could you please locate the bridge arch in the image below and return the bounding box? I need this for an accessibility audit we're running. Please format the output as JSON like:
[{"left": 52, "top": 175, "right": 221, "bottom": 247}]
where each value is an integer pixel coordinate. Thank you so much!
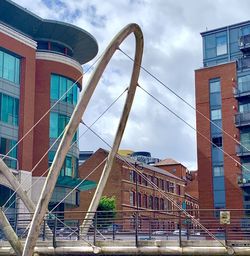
[{"left": 23, "top": 23, "right": 144, "bottom": 256}]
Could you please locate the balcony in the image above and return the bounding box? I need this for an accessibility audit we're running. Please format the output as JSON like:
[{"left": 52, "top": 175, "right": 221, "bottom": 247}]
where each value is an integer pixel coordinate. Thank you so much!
[
  {"left": 238, "top": 174, "right": 250, "bottom": 188},
  {"left": 237, "top": 56, "right": 250, "bottom": 70},
  {"left": 236, "top": 144, "right": 250, "bottom": 157},
  {"left": 234, "top": 82, "right": 250, "bottom": 98},
  {"left": 235, "top": 112, "right": 250, "bottom": 127},
  {"left": 239, "top": 34, "right": 250, "bottom": 53}
]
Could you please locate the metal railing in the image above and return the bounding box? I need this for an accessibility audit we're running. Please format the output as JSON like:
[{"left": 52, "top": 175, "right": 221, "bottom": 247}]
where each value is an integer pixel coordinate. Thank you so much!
[
  {"left": 235, "top": 112, "right": 250, "bottom": 127},
  {"left": 234, "top": 81, "right": 250, "bottom": 97},
  {"left": 2, "top": 209, "right": 250, "bottom": 247}
]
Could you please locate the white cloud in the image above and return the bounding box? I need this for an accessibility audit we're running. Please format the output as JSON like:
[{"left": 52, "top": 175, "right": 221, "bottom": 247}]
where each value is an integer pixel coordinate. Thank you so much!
[{"left": 12, "top": 0, "right": 250, "bottom": 170}]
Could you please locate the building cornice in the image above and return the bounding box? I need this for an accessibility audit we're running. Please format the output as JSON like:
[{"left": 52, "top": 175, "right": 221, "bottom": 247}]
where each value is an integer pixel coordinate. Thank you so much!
[
  {"left": 0, "top": 23, "right": 37, "bottom": 49},
  {"left": 36, "top": 52, "right": 83, "bottom": 74}
]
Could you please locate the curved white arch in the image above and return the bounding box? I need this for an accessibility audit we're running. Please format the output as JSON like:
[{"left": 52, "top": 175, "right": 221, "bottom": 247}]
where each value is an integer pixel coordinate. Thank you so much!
[{"left": 23, "top": 23, "right": 144, "bottom": 256}]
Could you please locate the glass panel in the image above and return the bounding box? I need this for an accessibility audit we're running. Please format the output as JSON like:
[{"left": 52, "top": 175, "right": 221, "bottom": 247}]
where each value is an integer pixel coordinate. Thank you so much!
[
  {"left": 14, "top": 58, "right": 20, "bottom": 84},
  {"left": 239, "top": 103, "right": 250, "bottom": 113},
  {"left": 210, "top": 93, "right": 221, "bottom": 107},
  {"left": 216, "top": 35, "right": 227, "bottom": 55},
  {"left": 211, "top": 119, "right": 222, "bottom": 136},
  {"left": 242, "top": 26, "right": 250, "bottom": 36},
  {"left": 59, "top": 76, "right": 67, "bottom": 101},
  {"left": 66, "top": 80, "right": 73, "bottom": 104},
  {"left": 65, "top": 156, "right": 72, "bottom": 176},
  {"left": 50, "top": 75, "right": 59, "bottom": 100},
  {"left": 1, "top": 94, "right": 8, "bottom": 123},
  {"left": 210, "top": 80, "right": 221, "bottom": 93},
  {"left": 49, "top": 112, "right": 58, "bottom": 138},
  {"left": 214, "top": 190, "right": 226, "bottom": 204},
  {"left": 212, "top": 147, "right": 223, "bottom": 163},
  {"left": 213, "top": 166, "right": 224, "bottom": 177},
  {"left": 0, "top": 51, "right": 3, "bottom": 78},
  {"left": 3, "top": 52, "right": 15, "bottom": 83},
  {"left": 238, "top": 75, "right": 250, "bottom": 93},
  {"left": 73, "top": 85, "right": 78, "bottom": 105},
  {"left": 211, "top": 109, "right": 222, "bottom": 120}
]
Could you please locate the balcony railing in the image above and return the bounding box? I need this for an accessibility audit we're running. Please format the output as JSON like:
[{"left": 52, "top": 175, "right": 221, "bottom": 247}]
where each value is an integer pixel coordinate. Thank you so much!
[
  {"left": 238, "top": 174, "right": 250, "bottom": 188},
  {"left": 239, "top": 34, "right": 250, "bottom": 52},
  {"left": 234, "top": 81, "right": 250, "bottom": 98},
  {"left": 236, "top": 144, "right": 250, "bottom": 157},
  {"left": 237, "top": 56, "right": 250, "bottom": 70},
  {"left": 235, "top": 112, "right": 250, "bottom": 127}
]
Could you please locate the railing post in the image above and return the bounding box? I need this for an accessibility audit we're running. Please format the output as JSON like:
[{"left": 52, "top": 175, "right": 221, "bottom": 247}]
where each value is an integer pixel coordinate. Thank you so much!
[
  {"left": 148, "top": 218, "right": 151, "bottom": 240},
  {"left": 77, "top": 220, "right": 80, "bottom": 240},
  {"left": 179, "top": 210, "right": 182, "bottom": 247},
  {"left": 135, "top": 212, "right": 138, "bottom": 246},
  {"left": 42, "top": 219, "right": 46, "bottom": 241},
  {"left": 93, "top": 214, "right": 97, "bottom": 246},
  {"left": 112, "top": 220, "right": 115, "bottom": 241},
  {"left": 52, "top": 217, "right": 57, "bottom": 248}
]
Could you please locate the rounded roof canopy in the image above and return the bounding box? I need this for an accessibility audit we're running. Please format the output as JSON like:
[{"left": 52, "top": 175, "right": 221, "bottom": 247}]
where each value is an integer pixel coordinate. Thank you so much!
[{"left": 0, "top": 0, "right": 98, "bottom": 64}]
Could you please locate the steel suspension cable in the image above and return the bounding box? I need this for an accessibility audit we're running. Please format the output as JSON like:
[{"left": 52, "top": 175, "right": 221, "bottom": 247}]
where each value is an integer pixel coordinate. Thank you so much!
[
  {"left": 2, "top": 52, "right": 104, "bottom": 161},
  {"left": 80, "top": 122, "right": 229, "bottom": 249},
  {"left": 118, "top": 47, "right": 249, "bottom": 154},
  {"left": 138, "top": 84, "right": 250, "bottom": 176},
  {"left": 3, "top": 86, "right": 128, "bottom": 212}
]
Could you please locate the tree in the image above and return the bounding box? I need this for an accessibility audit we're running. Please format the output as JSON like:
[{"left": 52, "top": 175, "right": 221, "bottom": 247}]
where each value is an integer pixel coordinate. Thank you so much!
[{"left": 96, "top": 196, "right": 116, "bottom": 229}]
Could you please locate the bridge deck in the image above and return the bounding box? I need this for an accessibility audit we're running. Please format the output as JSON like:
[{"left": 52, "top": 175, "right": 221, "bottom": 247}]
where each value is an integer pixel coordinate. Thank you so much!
[{"left": 0, "top": 240, "right": 249, "bottom": 255}]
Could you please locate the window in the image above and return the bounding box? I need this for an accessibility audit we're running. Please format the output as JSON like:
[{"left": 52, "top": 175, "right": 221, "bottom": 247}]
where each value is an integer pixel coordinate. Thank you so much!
[
  {"left": 213, "top": 166, "right": 224, "bottom": 177},
  {"left": 0, "top": 50, "right": 20, "bottom": 84},
  {"left": 49, "top": 112, "right": 77, "bottom": 142},
  {"left": 160, "top": 198, "right": 164, "bottom": 210},
  {"left": 216, "top": 36, "right": 227, "bottom": 55},
  {"left": 0, "top": 137, "right": 18, "bottom": 169},
  {"left": 130, "top": 191, "right": 135, "bottom": 206},
  {"left": 169, "top": 182, "right": 175, "bottom": 193},
  {"left": 212, "top": 136, "right": 222, "bottom": 147},
  {"left": 155, "top": 177, "right": 159, "bottom": 187},
  {"left": 143, "top": 194, "right": 148, "bottom": 208},
  {"left": 239, "top": 103, "right": 250, "bottom": 113},
  {"left": 50, "top": 74, "right": 78, "bottom": 105},
  {"left": 211, "top": 109, "right": 221, "bottom": 120},
  {"left": 154, "top": 197, "right": 159, "bottom": 210},
  {"left": 176, "top": 184, "right": 181, "bottom": 195},
  {"left": 238, "top": 75, "right": 250, "bottom": 93},
  {"left": 138, "top": 193, "right": 142, "bottom": 207},
  {"left": 149, "top": 195, "right": 153, "bottom": 209},
  {"left": 160, "top": 179, "right": 164, "bottom": 190},
  {"left": 49, "top": 152, "right": 78, "bottom": 178},
  {"left": 165, "top": 181, "right": 170, "bottom": 192},
  {"left": 0, "top": 93, "right": 19, "bottom": 126},
  {"left": 210, "top": 80, "right": 221, "bottom": 93}
]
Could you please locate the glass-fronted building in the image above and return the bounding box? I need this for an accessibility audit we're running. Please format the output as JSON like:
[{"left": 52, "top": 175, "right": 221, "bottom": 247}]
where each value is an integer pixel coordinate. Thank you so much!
[
  {"left": 0, "top": 0, "right": 98, "bottom": 221},
  {"left": 196, "top": 21, "right": 250, "bottom": 215}
]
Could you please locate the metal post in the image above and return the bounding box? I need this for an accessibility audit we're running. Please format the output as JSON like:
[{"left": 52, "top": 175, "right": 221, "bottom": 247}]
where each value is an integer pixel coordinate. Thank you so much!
[
  {"left": 52, "top": 217, "right": 57, "bottom": 248},
  {"left": 179, "top": 210, "right": 182, "bottom": 247},
  {"left": 93, "top": 214, "right": 97, "bottom": 246},
  {"left": 77, "top": 220, "right": 80, "bottom": 241},
  {"left": 42, "top": 219, "right": 46, "bottom": 241},
  {"left": 112, "top": 220, "right": 115, "bottom": 241},
  {"left": 135, "top": 169, "right": 139, "bottom": 246}
]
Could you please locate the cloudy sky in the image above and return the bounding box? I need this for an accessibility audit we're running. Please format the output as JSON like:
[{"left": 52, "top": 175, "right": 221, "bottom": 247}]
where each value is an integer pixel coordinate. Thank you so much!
[{"left": 13, "top": 0, "right": 250, "bottom": 169}]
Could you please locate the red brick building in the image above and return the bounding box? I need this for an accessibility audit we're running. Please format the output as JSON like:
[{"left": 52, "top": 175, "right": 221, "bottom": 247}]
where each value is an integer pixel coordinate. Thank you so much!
[
  {"left": 0, "top": 0, "right": 98, "bottom": 220},
  {"left": 70, "top": 148, "right": 199, "bottom": 231}
]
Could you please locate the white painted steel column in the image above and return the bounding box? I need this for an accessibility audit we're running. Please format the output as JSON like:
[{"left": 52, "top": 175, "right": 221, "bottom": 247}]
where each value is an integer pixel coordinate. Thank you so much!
[{"left": 22, "top": 23, "right": 143, "bottom": 256}]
